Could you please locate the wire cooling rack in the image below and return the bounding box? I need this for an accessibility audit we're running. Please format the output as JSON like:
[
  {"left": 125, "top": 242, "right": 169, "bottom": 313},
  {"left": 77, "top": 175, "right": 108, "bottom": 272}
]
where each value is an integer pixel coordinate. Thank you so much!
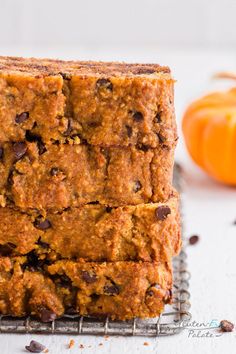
[{"left": 0, "top": 164, "right": 191, "bottom": 336}]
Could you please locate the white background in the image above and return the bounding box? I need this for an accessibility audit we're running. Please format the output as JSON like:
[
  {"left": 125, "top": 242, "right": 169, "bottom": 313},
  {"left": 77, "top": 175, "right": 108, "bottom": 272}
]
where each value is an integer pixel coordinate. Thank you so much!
[
  {"left": 1, "top": 0, "right": 236, "bottom": 49},
  {"left": 1, "top": 1, "right": 236, "bottom": 353}
]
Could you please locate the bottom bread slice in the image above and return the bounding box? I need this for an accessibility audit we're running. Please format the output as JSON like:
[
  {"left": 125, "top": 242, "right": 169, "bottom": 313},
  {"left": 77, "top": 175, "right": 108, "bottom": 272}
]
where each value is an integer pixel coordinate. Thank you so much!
[{"left": 0, "top": 257, "right": 172, "bottom": 320}]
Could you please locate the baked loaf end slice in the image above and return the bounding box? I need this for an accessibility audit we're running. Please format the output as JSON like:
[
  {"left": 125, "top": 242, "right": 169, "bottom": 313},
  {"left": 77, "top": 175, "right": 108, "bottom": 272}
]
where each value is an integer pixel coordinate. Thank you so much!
[
  {"left": 0, "top": 257, "right": 172, "bottom": 320},
  {"left": 0, "top": 56, "right": 177, "bottom": 147},
  {"left": 0, "top": 194, "right": 181, "bottom": 262},
  {"left": 0, "top": 141, "right": 175, "bottom": 209}
]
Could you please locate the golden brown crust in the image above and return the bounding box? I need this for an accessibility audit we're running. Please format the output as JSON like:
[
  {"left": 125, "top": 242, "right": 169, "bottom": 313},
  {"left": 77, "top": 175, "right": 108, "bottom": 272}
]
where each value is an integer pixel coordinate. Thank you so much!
[
  {"left": 0, "top": 56, "right": 171, "bottom": 76},
  {"left": 0, "top": 257, "right": 172, "bottom": 320},
  {"left": 0, "top": 56, "right": 176, "bottom": 147},
  {"left": 0, "top": 141, "right": 175, "bottom": 210},
  {"left": 0, "top": 195, "right": 181, "bottom": 262}
]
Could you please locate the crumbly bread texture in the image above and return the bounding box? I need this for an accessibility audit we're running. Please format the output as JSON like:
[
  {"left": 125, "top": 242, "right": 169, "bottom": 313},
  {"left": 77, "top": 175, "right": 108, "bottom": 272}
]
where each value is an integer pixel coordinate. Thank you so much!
[
  {"left": 0, "top": 56, "right": 177, "bottom": 147},
  {"left": 0, "top": 257, "right": 172, "bottom": 320},
  {"left": 0, "top": 141, "right": 175, "bottom": 210},
  {"left": 0, "top": 194, "right": 180, "bottom": 262},
  {"left": 0, "top": 56, "right": 180, "bottom": 321}
]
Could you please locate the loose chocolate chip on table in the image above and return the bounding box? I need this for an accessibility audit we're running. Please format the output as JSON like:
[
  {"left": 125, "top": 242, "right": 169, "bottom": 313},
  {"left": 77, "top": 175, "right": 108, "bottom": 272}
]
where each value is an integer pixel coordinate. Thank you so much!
[
  {"left": 50, "top": 167, "right": 60, "bottom": 176},
  {"left": 39, "top": 308, "right": 57, "bottom": 323},
  {"left": 220, "top": 320, "right": 234, "bottom": 332},
  {"left": 104, "top": 284, "right": 120, "bottom": 295},
  {"left": 133, "top": 180, "right": 142, "bottom": 192},
  {"left": 25, "top": 340, "right": 46, "bottom": 353},
  {"left": 155, "top": 205, "right": 171, "bottom": 221},
  {"left": 126, "top": 125, "right": 133, "bottom": 137},
  {"left": 96, "top": 78, "right": 113, "bottom": 91},
  {"left": 34, "top": 218, "right": 52, "bottom": 230},
  {"left": 13, "top": 142, "right": 27, "bottom": 160},
  {"left": 81, "top": 270, "right": 97, "bottom": 283},
  {"left": 189, "top": 235, "right": 200, "bottom": 245},
  {"left": 15, "top": 112, "right": 29, "bottom": 124},
  {"left": 0, "top": 147, "right": 3, "bottom": 160},
  {"left": 132, "top": 111, "right": 144, "bottom": 122}
]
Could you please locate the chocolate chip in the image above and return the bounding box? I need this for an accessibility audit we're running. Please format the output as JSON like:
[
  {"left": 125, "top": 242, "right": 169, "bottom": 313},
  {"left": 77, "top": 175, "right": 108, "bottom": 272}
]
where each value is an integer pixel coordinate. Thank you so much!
[
  {"left": 164, "top": 289, "right": 172, "bottom": 303},
  {"left": 155, "top": 205, "right": 171, "bottom": 221},
  {"left": 81, "top": 270, "right": 97, "bottom": 283},
  {"left": 132, "top": 111, "right": 144, "bottom": 122},
  {"left": 0, "top": 147, "right": 3, "bottom": 160},
  {"left": 155, "top": 112, "right": 162, "bottom": 123},
  {"left": 133, "top": 180, "right": 142, "bottom": 192},
  {"left": 34, "top": 218, "right": 52, "bottom": 230},
  {"left": 64, "top": 118, "right": 73, "bottom": 136},
  {"left": 137, "top": 144, "right": 150, "bottom": 152},
  {"left": 60, "top": 274, "right": 72, "bottom": 287},
  {"left": 96, "top": 78, "right": 113, "bottom": 91},
  {"left": 25, "top": 340, "right": 46, "bottom": 353},
  {"left": 146, "top": 290, "right": 154, "bottom": 296},
  {"left": 13, "top": 142, "right": 27, "bottom": 160},
  {"left": 233, "top": 219, "right": 236, "bottom": 225},
  {"left": 91, "top": 293, "right": 100, "bottom": 301},
  {"left": 106, "top": 206, "right": 112, "bottom": 213},
  {"left": 38, "top": 141, "right": 47, "bottom": 155},
  {"left": 37, "top": 237, "right": 49, "bottom": 249},
  {"left": 220, "top": 320, "right": 234, "bottom": 332},
  {"left": 7, "top": 170, "right": 14, "bottom": 185},
  {"left": 157, "top": 132, "right": 166, "bottom": 143},
  {"left": 50, "top": 167, "right": 60, "bottom": 176},
  {"left": 25, "top": 131, "right": 46, "bottom": 155},
  {"left": 25, "top": 250, "right": 44, "bottom": 272},
  {"left": 146, "top": 284, "right": 161, "bottom": 296},
  {"left": 104, "top": 284, "right": 120, "bottom": 295},
  {"left": 0, "top": 242, "right": 17, "bottom": 256},
  {"left": 59, "top": 72, "right": 72, "bottom": 80},
  {"left": 126, "top": 125, "right": 132, "bottom": 137},
  {"left": 189, "top": 235, "right": 199, "bottom": 245},
  {"left": 39, "top": 308, "right": 57, "bottom": 322},
  {"left": 66, "top": 307, "right": 77, "bottom": 315},
  {"left": 15, "top": 112, "right": 29, "bottom": 124}
]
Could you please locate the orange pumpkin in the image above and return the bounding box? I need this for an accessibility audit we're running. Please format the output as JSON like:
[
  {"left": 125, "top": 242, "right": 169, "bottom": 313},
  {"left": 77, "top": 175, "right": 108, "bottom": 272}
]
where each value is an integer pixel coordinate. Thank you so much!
[{"left": 182, "top": 75, "right": 236, "bottom": 185}]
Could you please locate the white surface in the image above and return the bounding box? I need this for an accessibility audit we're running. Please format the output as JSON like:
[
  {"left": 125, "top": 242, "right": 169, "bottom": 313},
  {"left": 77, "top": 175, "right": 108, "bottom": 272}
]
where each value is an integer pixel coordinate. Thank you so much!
[
  {"left": 1, "top": 0, "right": 236, "bottom": 49},
  {"left": 0, "top": 47, "right": 236, "bottom": 353}
]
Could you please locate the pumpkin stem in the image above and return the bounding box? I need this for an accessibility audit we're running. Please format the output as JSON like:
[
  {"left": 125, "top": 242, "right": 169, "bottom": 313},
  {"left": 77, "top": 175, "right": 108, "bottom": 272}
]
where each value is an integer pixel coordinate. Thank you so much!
[{"left": 213, "top": 72, "right": 236, "bottom": 81}]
